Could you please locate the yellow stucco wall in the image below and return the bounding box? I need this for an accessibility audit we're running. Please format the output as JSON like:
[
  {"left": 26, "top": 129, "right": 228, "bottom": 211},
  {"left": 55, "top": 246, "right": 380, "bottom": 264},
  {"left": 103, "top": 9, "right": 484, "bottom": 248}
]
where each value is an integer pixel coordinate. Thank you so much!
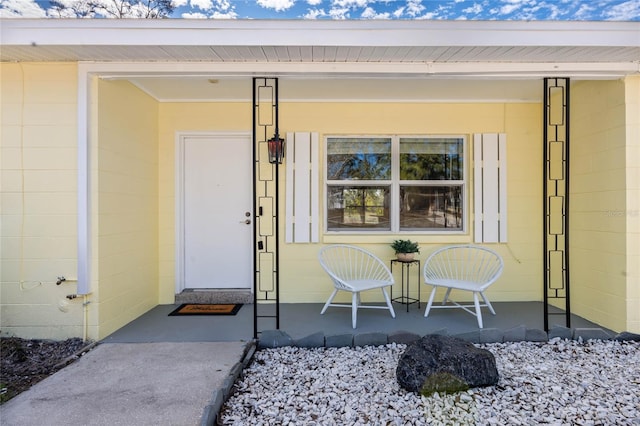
[
  {"left": 0, "top": 64, "right": 160, "bottom": 340},
  {"left": 571, "top": 77, "right": 639, "bottom": 333},
  {"left": 157, "top": 101, "right": 544, "bottom": 305},
  {"left": 624, "top": 75, "right": 640, "bottom": 333},
  {"left": 2, "top": 62, "right": 638, "bottom": 339},
  {"left": 157, "top": 102, "right": 253, "bottom": 303},
  {"left": 1, "top": 63, "right": 83, "bottom": 339},
  {"left": 94, "top": 79, "right": 160, "bottom": 339},
  {"left": 280, "top": 102, "right": 543, "bottom": 304}
]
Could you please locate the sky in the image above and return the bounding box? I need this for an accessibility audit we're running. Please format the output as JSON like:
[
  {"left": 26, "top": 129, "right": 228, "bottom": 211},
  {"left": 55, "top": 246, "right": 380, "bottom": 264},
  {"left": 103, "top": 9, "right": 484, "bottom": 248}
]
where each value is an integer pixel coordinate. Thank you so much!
[{"left": 1, "top": 0, "right": 639, "bottom": 20}]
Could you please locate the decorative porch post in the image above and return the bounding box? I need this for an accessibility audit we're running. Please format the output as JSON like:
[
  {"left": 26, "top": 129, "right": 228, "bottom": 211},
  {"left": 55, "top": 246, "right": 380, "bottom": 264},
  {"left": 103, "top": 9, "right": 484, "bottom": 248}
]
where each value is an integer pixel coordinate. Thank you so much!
[
  {"left": 543, "top": 77, "right": 571, "bottom": 331},
  {"left": 253, "top": 77, "right": 282, "bottom": 338}
]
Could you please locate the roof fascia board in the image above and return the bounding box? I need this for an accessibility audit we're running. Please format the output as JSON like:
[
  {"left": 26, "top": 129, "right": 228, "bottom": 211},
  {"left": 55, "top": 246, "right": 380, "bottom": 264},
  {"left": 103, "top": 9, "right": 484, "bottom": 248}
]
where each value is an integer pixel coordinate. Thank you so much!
[
  {"left": 3, "top": 19, "right": 639, "bottom": 48},
  {"left": 83, "top": 61, "right": 640, "bottom": 79}
]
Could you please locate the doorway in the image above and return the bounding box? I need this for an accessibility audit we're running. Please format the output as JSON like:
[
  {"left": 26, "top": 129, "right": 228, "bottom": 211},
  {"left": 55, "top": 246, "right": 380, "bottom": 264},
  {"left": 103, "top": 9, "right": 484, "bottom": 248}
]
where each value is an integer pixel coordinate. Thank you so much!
[{"left": 176, "top": 132, "right": 253, "bottom": 292}]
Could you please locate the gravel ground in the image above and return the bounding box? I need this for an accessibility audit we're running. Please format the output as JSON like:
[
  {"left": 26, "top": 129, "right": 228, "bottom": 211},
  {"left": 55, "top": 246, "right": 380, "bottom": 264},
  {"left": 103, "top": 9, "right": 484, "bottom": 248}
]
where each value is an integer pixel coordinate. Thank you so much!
[{"left": 220, "top": 338, "right": 640, "bottom": 425}]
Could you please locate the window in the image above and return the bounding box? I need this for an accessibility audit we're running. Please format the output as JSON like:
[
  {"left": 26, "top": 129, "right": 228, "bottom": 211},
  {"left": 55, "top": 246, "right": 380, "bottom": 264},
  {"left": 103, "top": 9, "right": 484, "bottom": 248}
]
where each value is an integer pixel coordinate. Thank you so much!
[{"left": 326, "top": 135, "right": 465, "bottom": 233}]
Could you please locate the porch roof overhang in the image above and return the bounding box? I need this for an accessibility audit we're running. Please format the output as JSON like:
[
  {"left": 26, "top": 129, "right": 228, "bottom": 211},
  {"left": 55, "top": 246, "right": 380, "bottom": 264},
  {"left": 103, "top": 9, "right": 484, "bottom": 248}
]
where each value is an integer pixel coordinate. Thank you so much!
[{"left": 1, "top": 19, "right": 639, "bottom": 80}]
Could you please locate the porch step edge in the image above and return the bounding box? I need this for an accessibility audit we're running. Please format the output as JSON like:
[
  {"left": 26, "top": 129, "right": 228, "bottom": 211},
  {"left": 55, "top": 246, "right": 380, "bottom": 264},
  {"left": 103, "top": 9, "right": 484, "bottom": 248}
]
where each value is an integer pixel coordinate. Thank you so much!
[{"left": 175, "top": 289, "right": 253, "bottom": 305}]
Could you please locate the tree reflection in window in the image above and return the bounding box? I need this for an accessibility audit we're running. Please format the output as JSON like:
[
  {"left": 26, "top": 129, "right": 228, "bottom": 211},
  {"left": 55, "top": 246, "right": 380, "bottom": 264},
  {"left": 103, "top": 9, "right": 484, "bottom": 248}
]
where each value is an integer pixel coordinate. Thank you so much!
[
  {"left": 400, "top": 138, "right": 463, "bottom": 180},
  {"left": 327, "top": 138, "right": 391, "bottom": 180},
  {"left": 326, "top": 136, "right": 465, "bottom": 232},
  {"left": 327, "top": 186, "right": 390, "bottom": 230},
  {"left": 400, "top": 186, "right": 462, "bottom": 230}
]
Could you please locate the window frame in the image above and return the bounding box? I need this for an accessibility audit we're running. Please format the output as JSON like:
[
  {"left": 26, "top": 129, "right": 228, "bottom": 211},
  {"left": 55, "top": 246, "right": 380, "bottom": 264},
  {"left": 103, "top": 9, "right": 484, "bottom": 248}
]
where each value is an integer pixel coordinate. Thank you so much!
[{"left": 324, "top": 134, "right": 467, "bottom": 234}]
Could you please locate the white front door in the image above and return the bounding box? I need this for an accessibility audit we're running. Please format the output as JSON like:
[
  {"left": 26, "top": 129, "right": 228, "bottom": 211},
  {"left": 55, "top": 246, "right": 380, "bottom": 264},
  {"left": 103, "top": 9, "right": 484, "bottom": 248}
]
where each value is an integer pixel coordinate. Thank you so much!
[{"left": 179, "top": 133, "right": 253, "bottom": 290}]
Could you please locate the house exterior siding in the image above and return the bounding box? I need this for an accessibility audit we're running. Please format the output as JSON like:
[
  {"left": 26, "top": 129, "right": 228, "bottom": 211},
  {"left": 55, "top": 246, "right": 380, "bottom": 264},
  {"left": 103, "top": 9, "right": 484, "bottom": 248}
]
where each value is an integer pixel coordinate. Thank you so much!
[
  {"left": 570, "top": 77, "right": 640, "bottom": 333},
  {"left": 157, "top": 101, "right": 252, "bottom": 304},
  {"left": 95, "top": 79, "right": 160, "bottom": 339},
  {"left": 1, "top": 63, "right": 83, "bottom": 339},
  {"left": 1, "top": 62, "right": 638, "bottom": 340},
  {"left": 625, "top": 76, "right": 640, "bottom": 333}
]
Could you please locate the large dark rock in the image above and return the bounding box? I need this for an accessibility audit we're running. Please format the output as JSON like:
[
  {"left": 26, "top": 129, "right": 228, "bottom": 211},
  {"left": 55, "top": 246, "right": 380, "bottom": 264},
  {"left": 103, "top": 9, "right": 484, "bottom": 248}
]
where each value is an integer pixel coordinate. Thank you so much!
[{"left": 396, "top": 334, "right": 499, "bottom": 395}]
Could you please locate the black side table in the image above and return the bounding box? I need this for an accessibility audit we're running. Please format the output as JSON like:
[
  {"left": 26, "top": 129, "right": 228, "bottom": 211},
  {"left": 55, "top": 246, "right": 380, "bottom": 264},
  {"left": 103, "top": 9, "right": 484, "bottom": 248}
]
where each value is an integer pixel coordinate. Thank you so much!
[{"left": 390, "top": 259, "right": 421, "bottom": 312}]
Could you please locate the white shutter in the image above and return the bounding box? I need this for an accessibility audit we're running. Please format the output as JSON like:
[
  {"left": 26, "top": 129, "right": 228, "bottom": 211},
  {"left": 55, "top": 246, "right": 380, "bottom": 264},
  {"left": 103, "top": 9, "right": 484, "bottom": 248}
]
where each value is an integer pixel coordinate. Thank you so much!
[
  {"left": 285, "top": 132, "right": 319, "bottom": 243},
  {"left": 474, "top": 133, "right": 507, "bottom": 243}
]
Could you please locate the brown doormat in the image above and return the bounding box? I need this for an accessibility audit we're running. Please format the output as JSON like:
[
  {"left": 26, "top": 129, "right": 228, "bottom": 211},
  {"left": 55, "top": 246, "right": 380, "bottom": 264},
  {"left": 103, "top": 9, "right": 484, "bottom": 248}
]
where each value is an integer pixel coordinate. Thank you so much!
[{"left": 168, "top": 304, "right": 243, "bottom": 316}]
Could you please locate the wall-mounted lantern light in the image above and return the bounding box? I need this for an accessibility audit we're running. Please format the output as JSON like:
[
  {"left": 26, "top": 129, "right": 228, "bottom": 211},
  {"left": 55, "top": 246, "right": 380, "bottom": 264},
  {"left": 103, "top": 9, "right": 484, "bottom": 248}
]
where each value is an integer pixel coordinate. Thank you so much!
[{"left": 268, "top": 134, "right": 285, "bottom": 164}]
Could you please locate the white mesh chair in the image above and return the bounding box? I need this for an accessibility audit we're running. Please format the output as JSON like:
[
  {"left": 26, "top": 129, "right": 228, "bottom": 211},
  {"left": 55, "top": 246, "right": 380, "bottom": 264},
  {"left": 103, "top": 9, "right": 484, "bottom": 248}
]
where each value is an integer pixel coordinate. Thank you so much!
[
  {"left": 318, "top": 245, "right": 396, "bottom": 328},
  {"left": 423, "top": 245, "right": 504, "bottom": 328}
]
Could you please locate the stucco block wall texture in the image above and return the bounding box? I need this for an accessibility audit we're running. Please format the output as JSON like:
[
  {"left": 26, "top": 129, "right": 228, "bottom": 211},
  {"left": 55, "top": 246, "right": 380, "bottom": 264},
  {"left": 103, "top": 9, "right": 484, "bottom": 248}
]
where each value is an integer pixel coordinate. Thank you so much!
[
  {"left": 157, "top": 101, "right": 544, "bottom": 306},
  {"left": 95, "top": 79, "right": 160, "bottom": 339},
  {"left": 1, "top": 64, "right": 161, "bottom": 340},
  {"left": 277, "top": 102, "right": 543, "bottom": 304},
  {"left": 157, "top": 102, "right": 251, "bottom": 304},
  {"left": 571, "top": 77, "right": 640, "bottom": 333},
  {"left": 2, "top": 63, "right": 638, "bottom": 339},
  {"left": 1, "top": 63, "right": 83, "bottom": 339},
  {"left": 624, "top": 76, "right": 640, "bottom": 333}
]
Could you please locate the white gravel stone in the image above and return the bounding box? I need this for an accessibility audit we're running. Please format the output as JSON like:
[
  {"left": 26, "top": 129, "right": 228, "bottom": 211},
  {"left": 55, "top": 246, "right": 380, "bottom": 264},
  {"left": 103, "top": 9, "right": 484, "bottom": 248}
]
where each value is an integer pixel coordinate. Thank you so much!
[{"left": 220, "top": 339, "right": 640, "bottom": 425}]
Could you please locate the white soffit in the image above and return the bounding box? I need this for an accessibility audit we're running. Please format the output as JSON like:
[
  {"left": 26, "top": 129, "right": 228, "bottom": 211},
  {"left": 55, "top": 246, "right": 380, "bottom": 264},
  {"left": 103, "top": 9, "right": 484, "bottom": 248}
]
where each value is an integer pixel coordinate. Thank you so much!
[
  {"left": 2, "top": 19, "right": 639, "bottom": 68},
  {"left": 4, "top": 19, "right": 639, "bottom": 101},
  {"left": 127, "top": 77, "right": 544, "bottom": 103}
]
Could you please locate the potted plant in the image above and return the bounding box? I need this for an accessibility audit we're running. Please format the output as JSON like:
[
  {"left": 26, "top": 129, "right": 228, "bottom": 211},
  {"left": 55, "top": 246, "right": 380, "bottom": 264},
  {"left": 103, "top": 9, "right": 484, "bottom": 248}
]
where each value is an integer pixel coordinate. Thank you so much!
[{"left": 391, "top": 239, "right": 420, "bottom": 262}]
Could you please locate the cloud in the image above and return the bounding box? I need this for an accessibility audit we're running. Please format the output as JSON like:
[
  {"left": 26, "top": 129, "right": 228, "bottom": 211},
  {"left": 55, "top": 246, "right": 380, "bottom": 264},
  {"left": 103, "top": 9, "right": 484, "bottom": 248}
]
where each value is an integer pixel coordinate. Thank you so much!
[
  {"left": 361, "top": 6, "right": 390, "bottom": 18},
  {"left": 500, "top": 3, "right": 521, "bottom": 14},
  {"left": 329, "top": 6, "right": 350, "bottom": 18},
  {"left": 0, "top": 0, "right": 46, "bottom": 17},
  {"left": 181, "top": 11, "right": 209, "bottom": 17},
  {"left": 306, "top": 0, "right": 323, "bottom": 5},
  {"left": 191, "top": 0, "right": 213, "bottom": 10},
  {"left": 573, "top": 3, "right": 596, "bottom": 20},
  {"left": 422, "top": 2, "right": 458, "bottom": 20},
  {"left": 462, "top": 3, "right": 484, "bottom": 15},
  {"left": 392, "top": 6, "right": 404, "bottom": 18},
  {"left": 332, "top": 0, "right": 370, "bottom": 7},
  {"left": 210, "top": 9, "right": 238, "bottom": 18},
  {"left": 405, "top": 0, "right": 426, "bottom": 17},
  {"left": 603, "top": 0, "right": 640, "bottom": 20},
  {"left": 181, "top": 7, "right": 236, "bottom": 18},
  {"left": 214, "top": 0, "right": 233, "bottom": 11},
  {"left": 303, "top": 7, "right": 327, "bottom": 18},
  {"left": 257, "top": 0, "right": 295, "bottom": 12},
  {"left": 544, "top": 3, "right": 562, "bottom": 20}
]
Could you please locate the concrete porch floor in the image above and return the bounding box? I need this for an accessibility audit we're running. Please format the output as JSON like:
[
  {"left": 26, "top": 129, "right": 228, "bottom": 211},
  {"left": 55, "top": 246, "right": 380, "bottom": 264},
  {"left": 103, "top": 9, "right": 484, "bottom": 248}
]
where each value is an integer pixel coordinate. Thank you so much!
[{"left": 101, "top": 301, "right": 612, "bottom": 343}]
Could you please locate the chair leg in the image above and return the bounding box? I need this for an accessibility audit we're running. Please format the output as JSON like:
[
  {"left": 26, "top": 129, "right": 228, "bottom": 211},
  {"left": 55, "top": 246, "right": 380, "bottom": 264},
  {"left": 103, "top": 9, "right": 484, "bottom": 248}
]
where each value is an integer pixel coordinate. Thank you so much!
[
  {"left": 381, "top": 287, "right": 396, "bottom": 318},
  {"left": 321, "top": 289, "right": 338, "bottom": 314},
  {"left": 442, "top": 288, "right": 453, "bottom": 305},
  {"left": 352, "top": 292, "right": 359, "bottom": 328},
  {"left": 474, "top": 292, "right": 484, "bottom": 328},
  {"left": 480, "top": 291, "right": 496, "bottom": 315},
  {"left": 424, "top": 287, "right": 438, "bottom": 318}
]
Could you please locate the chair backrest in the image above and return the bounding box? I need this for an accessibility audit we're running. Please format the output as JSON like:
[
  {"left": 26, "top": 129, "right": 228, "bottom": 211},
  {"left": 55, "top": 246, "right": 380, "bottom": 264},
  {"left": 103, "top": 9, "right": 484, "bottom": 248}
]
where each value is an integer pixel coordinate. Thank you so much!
[
  {"left": 423, "top": 245, "right": 504, "bottom": 288},
  {"left": 318, "top": 245, "right": 393, "bottom": 290}
]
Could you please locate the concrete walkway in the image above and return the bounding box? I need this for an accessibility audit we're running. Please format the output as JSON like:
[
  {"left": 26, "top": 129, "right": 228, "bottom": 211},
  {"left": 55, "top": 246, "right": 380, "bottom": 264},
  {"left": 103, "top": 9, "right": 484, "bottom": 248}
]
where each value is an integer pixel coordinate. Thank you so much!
[{"left": 0, "top": 341, "right": 250, "bottom": 426}]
